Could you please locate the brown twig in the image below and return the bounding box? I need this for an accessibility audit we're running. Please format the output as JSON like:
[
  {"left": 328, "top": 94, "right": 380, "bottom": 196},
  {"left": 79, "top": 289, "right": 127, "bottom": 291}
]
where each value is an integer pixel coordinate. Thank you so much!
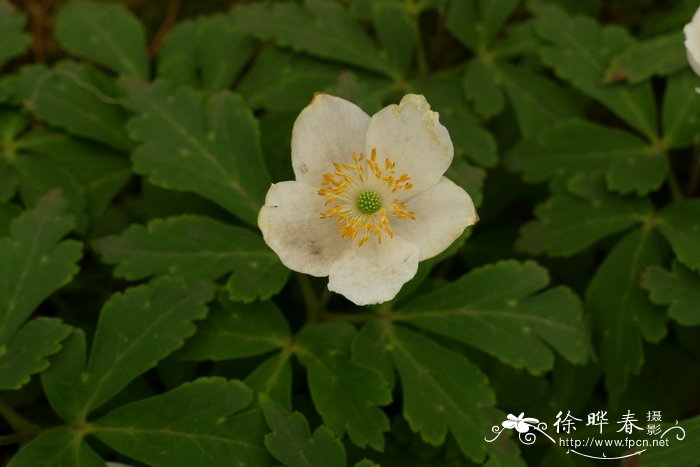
[{"left": 148, "top": 0, "right": 181, "bottom": 58}]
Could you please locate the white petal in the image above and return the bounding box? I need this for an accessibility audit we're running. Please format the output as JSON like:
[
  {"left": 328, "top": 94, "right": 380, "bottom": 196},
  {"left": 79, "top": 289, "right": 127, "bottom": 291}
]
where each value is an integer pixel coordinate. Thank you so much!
[
  {"left": 392, "top": 177, "right": 477, "bottom": 261},
  {"left": 365, "top": 94, "right": 453, "bottom": 195},
  {"left": 515, "top": 421, "right": 531, "bottom": 433},
  {"left": 258, "top": 181, "right": 347, "bottom": 277},
  {"left": 291, "top": 93, "right": 371, "bottom": 185},
  {"left": 328, "top": 236, "right": 419, "bottom": 306},
  {"left": 502, "top": 420, "right": 517, "bottom": 429},
  {"left": 685, "top": 7, "right": 700, "bottom": 76}
]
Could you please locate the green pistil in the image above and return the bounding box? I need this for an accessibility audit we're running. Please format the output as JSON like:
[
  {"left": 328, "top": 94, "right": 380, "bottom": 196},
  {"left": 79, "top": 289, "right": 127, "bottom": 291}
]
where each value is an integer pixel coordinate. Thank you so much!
[{"left": 356, "top": 191, "right": 382, "bottom": 215}]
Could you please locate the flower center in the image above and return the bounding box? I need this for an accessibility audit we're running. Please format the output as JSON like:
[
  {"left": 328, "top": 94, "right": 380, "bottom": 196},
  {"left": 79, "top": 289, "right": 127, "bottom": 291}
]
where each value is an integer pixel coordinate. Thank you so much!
[
  {"left": 356, "top": 191, "right": 381, "bottom": 215},
  {"left": 318, "top": 149, "right": 415, "bottom": 246}
]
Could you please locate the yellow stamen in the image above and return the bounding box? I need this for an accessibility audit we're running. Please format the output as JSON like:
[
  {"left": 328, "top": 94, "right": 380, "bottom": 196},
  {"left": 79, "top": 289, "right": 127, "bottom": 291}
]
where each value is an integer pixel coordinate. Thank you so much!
[{"left": 318, "top": 148, "right": 415, "bottom": 246}]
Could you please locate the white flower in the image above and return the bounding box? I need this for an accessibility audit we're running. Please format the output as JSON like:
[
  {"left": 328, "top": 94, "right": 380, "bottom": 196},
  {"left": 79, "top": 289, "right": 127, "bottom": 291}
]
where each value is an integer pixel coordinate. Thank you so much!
[
  {"left": 258, "top": 94, "right": 477, "bottom": 306},
  {"left": 502, "top": 413, "right": 539, "bottom": 433},
  {"left": 684, "top": 6, "right": 700, "bottom": 78}
]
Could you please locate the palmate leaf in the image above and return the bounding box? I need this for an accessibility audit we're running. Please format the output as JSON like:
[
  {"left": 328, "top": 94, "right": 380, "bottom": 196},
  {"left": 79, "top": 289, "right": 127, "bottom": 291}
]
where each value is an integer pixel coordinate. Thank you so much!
[
  {"left": 489, "top": 61, "right": 585, "bottom": 138},
  {"left": 370, "top": 1, "right": 416, "bottom": 74},
  {"left": 124, "top": 81, "right": 270, "bottom": 226},
  {"left": 395, "top": 260, "right": 591, "bottom": 373},
  {"left": 261, "top": 396, "right": 347, "bottom": 467},
  {"left": 158, "top": 14, "right": 256, "bottom": 92},
  {"left": 0, "top": 318, "right": 71, "bottom": 390},
  {"left": 604, "top": 31, "right": 687, "bottom": 84},
  {"left": 237, "top": 47, "right": 346, "bottom": 113},
  {"left": 446, "top": 0, "right": 520, "bottom": 51},
  {"left": 517, "top": 176, "right": 653, "bottom": 256},
  {"left": 656, "top": 199, "right": 700, "bottom": 272},
  {"left": 94, "top": 215, "right": 289, "bottom": 302},
  {"left": 8, "top": 427, "right": 104, "bottom": 467},
  {"left": 41, "top": 276, "right": 216, "bottom": 422},
  {"left": 16, "top": 129, "right": 131, "bottom": 223},
  {"left": 0, "top": 190, "right": 81, "bottom": 390},
  {"left": 15, "top": 63, "right": 132, "bottom": 151},
  {"left": 413, "top": 75, "right": 498, "bottom": 167},
  {"left": 232, "top": 0, "right": 399, "bottom": 79},
  {"left": 178, "top": 295, "right": 290, "bottom": 361},
  {"left": 587, "top": 227, "right": 668, "bottom": 401},
  {"left": 0, "top": 1, "right": 32, "bottom": 68},
  {"left": 507, "top": 119, "right": 667, "bottom": 195},
  {"left": 92, "top": 378, "right": 273, "bottom": 467},
  {"left": 55, "top": 0, "right": 149, "bottom": 79},
  {"left": 531, "top": 2, "right": 658, "bottom": 140},
  {"left": 662, "top": 71, "right": 700, "bottom": 150},
  {"left": 463, "top": 60, "right": 505, "bottom": 119},
  {"left": 295, "top": 323, "right": 392, "bottom": 451},
  {"left": 643, "top": 262, "right": 700, "bottom": 326},
  {"left": 352, "top": 321, "right": 522, "bottom": 464}
]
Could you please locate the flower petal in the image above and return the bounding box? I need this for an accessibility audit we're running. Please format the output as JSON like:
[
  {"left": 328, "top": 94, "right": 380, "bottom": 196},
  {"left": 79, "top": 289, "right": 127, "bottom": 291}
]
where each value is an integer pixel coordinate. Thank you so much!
[
  {"left": 515, "top": 421, "right": 531, "bottom": 433},
  {"left": 328, "top": 236, "right": 419, "bottom": 306},
  {"left": 258, "top": 181, "right": 347, "bottom": 277},
  {"left": 365, "top": 94, "right": 453, "bottom": 195},
  {"left": 502, "top": 420, "right": 517, "bottom": 429},
  {"left": 291, "top": 93, "right": 371, "bottom": 186},
  {"left": 685, "top": 7, "right": 700, "bottom": 76},
  {"left": 392, "top": 177, "right": 477, "bottom": 261}
]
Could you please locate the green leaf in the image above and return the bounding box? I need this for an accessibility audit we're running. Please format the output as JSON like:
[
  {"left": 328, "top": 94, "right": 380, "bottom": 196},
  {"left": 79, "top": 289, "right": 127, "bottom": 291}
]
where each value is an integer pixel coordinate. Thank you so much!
[
  {"left": 158, "top": 14, "right": 256, "bottom": 92},
  {"left": 371, "top": 1, "right": 417, "bottom": 74},
  {"left": 0, "top": 1, "right": 32, "bottom": 68},
  {"left": 640, "top": 416, "right": 700, "bottom": 467},
  {"left": 378, "top": 322, "right": 502, "bottom": 462},
  {"left": 0, "top": 190, "right": 81, "bottom": 388},
  {"left": 179, "top": 295, "right": 290, "bottom": 361},
  {"left": 17, "top": 129, "right": 131, "bottom": 222},
  {"left": 238, "top": 47, "right": 344, "bottom": 113},
  {"left": 92, "top": 378, "right": 273, "bottom": 466},
  {"left": 42, "top": 276, "right": 216, "bottom": 422},
  {"left": 657, "top": 199, "right": 700, "bottom": 272},
  {"left": 16, "top": 63, "right": 132, "bottom": 151},
  {"left": 586, "top": 227, "right": 668, "bottom": 401},
  {"left": 605, "top": 31, "right": 687, "bottom": 84},
  {"left": 232, "top": 0, "right": 398, "bottom": 78},
  {"left": 662, "top": 71, "right": 700, "bottom": 150},
  {"left": 413, "top": 75, "right": 498, "bottom": 167},
  {"left": 517, "top": 177, "right": 653, "bottom": 256},
  {"left": 0, "top": 201, "right": 20, "bottom": 235},
  {"left": 397, "top": 260, "right": 591, "bottom": 373},
  {"left": 643, "top": 262, "right": 700, "bottom": 326},
  {"left": 125, "top": 82, "right": 270, "bottom": 226},
  {"left": 446, "top": 0, "right": 519, "bottom": 50},
  {"left": 463, "top": 60, "right": 505, "bottom": 119},
  {"left": 8, "top": 427, "right": 104, "bottom": 467},
  {"left": 94, "top": 215, "right": 289, "bottom": 301},
  {"left": 261, "top": 396, "right": 347, "bottom": 467},
  {"left": 246, "top": 352, "right": 293, "bottom": 409},
  {"left": 0, "top": 318, "right": 71, "bottom": 390},
  {"left": 55, "top": 0, "right": 149, "bottom": 79},
  {"left": 13, "top": 151, "right": 88, "bottom": 232},
  {"left": 295, "top": 323, "right": 391, "bottom": 450},
  {"left": 445, "top": 159, "right": 486, "bottom": 208},
  {"left": 507, "top": 120, "right": 667, "bottom": 195},
  {"left": 532, "top": 3, "right": 658, "bottom": 139},
  {"left": 491, "top": 61, "right": 585, "bottom": 138}
]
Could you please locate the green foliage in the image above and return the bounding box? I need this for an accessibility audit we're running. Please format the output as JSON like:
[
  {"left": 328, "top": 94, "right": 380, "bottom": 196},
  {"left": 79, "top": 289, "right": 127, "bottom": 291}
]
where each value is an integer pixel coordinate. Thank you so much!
[
  {"left": 124, "top": 82, "right": 270, "bottom": 226},
  {"left": 1, "top": 0, "right": 700, "bottom": 465},
  {"left": 55, "top": 0, "right": 149, "bottom": 79},
  {"left": 0, "top": 191, "right": 80, "bottom": 390},
  {"left": 0, "top": 1, "right": 32, "bottom": 68}
]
